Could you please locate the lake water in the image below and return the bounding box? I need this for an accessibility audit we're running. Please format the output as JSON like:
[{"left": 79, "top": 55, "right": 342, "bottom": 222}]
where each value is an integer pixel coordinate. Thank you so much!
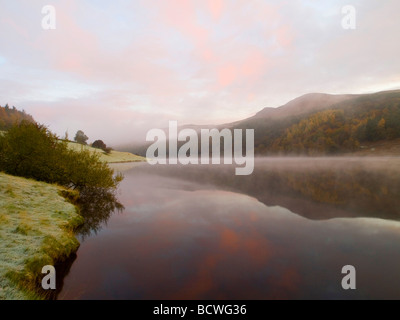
[{"left": 57, "top": 157, "right": 400, "bottom": 299}]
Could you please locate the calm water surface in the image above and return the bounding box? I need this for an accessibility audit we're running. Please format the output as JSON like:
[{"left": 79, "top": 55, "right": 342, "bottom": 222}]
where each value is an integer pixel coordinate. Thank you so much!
[{"left": 58, "top": 158, "right": 400, "bottom": 299}]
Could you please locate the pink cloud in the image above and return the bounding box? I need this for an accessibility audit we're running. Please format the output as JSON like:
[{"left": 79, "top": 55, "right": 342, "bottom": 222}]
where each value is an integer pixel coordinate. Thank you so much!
[
  {"left": 215, "top": 49, "right": 269, "bottom": 88},
  {"left": 240, "top": 49, "right": 270, "bottom": 79},
  {"left": 218, "top": 64, "right": 237, "bottom": 87},
  {"left": 275, "top": 25, "right": 294, "bottom": 49},
  {"left": 206, "top": 0, "right": 225, "bottom": 21},
  {"left": 155, "top": 0, "right": 209, "bottom": 44},
  {"left": 35, "top": 7, "right": 99, "bottom": 77},
  {"left": 31, "top": 0, "right": 290, "bottom": 96}
]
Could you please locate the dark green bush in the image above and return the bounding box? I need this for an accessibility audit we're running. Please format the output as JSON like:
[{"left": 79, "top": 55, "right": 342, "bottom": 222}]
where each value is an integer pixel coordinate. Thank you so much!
[
  {"left": 0, "top": 121, "right": 122, "bottom": 191},
  {"left": 91, "top": 140, "right": 107, "bottom": 150}
]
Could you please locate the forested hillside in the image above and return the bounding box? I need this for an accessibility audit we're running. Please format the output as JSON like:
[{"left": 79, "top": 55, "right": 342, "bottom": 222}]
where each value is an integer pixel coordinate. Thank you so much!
[
  {"left": 0, "top": 104, "right": 35, "bottom": 130},
  {"left": 118, "top": 90, "right": 400, "bottom": 156},
  {"left": 233, "top": 90, "right": 400, "bottom": 155}
]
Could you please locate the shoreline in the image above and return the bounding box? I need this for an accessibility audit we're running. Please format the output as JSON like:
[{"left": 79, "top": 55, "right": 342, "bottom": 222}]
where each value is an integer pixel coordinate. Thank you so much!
[
  {"left": 0, "top": 144, "right": 145, "bottom": 300},
  {"left": 0, "top": 173, "right": 84, "bottom": 300},
  {"left": 106, "top": 160, "right": 147, "bottom": 164}
]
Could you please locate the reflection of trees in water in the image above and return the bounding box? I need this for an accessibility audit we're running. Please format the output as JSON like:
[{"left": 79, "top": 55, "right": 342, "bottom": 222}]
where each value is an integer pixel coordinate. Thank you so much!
[
  {"left": 144, "top": 159, "right": 400, "bottom": 220},
  {"left": 51, "top": 187, "right": 123, "bottom": 300},
  {"left": 75, "top": 187, "right": 124, "bottom": 239},
  {"left": 250, "top": 167, "right": 400, "bottom": 220}
]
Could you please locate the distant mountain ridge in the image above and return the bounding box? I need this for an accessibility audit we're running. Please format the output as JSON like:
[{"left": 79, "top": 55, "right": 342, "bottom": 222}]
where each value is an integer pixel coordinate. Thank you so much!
[
  {"left": 161, "top": 91, "right": 380, "bottom": 131},
  {"left": 167, "top": 93, "right": 357, "bottom": 131},
  {"left": 234, "top": 89, "right": 400, "bottom": 155},
  {"left": 251, "top": 93, "right": 357, "bottom": 120},
  {"left": 121, "top": 89, "right": 400, "bottom": 156}
]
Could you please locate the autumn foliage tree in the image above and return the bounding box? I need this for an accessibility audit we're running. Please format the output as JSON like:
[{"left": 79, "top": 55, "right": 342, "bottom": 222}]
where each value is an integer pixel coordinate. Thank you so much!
[{"left": 0, "top": 104, "right": 35, "bottom": 130}]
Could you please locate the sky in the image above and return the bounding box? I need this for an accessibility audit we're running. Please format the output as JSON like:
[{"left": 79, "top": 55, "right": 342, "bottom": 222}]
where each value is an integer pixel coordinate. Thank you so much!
[{"left": 1, "top": 0, "right": 400, "bottom": 145}]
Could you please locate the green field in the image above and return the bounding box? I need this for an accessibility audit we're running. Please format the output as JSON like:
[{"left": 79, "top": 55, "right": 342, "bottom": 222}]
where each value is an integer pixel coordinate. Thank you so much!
[
  {"left": 0, "top": 173, "right": 83, "bottom": 300},
  {"left": 66, "top": 141, "right": 146, "bottom": 163}
]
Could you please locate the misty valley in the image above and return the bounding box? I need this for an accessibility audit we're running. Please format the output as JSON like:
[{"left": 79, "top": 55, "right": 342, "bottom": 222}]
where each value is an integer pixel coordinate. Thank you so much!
[
  {"left": 2, "top": 0, "right": 400, "bottom": 305},
  {"left": 2, "top": 90, "right": 400, "bottom": 300},
  {"left": 55, "top": 157, "right": 400, "bottom": 300}
]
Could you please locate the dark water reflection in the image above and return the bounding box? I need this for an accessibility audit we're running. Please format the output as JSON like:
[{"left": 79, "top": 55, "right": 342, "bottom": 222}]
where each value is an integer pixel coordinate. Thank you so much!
[
  {"left": 44, "top": 187, "right": 123, "bottom": 299},
  {"left": 58, "top": 157, "right": 400, "bottom": 299},
  {"left": 75, "top": 187, "right": 124, "bottom": 240},
  {"left": 145, "top": 157, "right": 400, "bottom": 221}
]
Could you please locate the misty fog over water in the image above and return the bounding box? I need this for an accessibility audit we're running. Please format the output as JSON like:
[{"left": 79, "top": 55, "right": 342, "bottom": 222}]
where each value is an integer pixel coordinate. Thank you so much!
[{"left": 58, "top": 157, "right": 400, "bottom": 299}]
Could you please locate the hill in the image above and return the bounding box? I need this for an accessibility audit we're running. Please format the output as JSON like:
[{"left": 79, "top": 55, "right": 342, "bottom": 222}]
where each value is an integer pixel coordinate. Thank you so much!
[
  {"left": 0, "top": 104, "right": 35, "bottom": 130},
  {"left": 66, "top": 141, "right": 146, "bottom": 163},
  {"left": 112, "top": 89, "right": 400, "bottom": 157},
  {"left": 239, "top": 89, "right": 400, "bottom": 155},
  {"left": 251, "top": 93, "right": 357, "bottom": 120}
]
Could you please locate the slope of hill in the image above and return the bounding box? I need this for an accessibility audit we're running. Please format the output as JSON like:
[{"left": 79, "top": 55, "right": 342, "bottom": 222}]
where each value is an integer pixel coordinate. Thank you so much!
[
  {"left": 121, "top": 89, "right": 400, "bottom": 157},
  {"left": 0, "top": 105, "right": 35, "bottom": 130},
  {"left": 252, "top": 93, "right": 357, "bottom": 120},
  {"left": 232, "top": 89, "right": 400, "bottom": 155},
  {"left": 67, "top": 142, "right": 146, "bottom": 163}
]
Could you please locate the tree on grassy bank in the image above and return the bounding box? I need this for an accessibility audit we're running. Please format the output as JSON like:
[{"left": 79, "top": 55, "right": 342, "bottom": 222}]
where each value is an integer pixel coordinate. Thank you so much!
[
  {"left": 74, "top": 130, "right": 89, "bottom": 145},
  {"left": 0, "top": 121, "right": 123, "bottom": 191},
  {"left": 92, "top": 139, "right": 112, "bottom": 154}
]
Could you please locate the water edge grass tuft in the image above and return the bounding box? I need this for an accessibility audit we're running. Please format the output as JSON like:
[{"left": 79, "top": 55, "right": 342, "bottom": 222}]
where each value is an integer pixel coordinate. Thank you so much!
[{"left": 0, "top": 172, "right": 84, "bottom": 300}]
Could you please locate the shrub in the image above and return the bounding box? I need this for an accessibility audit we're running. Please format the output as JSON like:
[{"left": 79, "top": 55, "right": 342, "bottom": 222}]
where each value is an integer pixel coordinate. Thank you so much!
[
  {"left": 92, "top": 140, "right": 113, "bottom": 154},
  {"left": 92, "top": 140, "right": 107, "bottom": 150},
  {"left": 0, "top": 121, "right": 122, "bottom": 191}
]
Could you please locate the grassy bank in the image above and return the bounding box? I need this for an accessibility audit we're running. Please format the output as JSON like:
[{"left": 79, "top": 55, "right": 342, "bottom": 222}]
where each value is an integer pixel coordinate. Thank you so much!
[
  {"left": 67, "top": 141, "right": 146, "bottom": 163},
  {"left": 0, "top": 172, "right": 84, "bottom": 300}
]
